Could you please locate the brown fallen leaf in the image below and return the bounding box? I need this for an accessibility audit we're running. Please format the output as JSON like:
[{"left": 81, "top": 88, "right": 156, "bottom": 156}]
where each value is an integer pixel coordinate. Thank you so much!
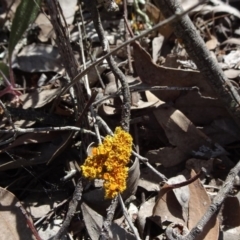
[
  {"left": 174, "top": 90, "right": 229, "bottom": 126},
  {"left": 20, "top": 87, "right": 61, "bottom": 109},
  {"left": 132, "top": 41, "right": 216, "bottom": 102},
  {"left": 206, "top": 35, "right": 219, "bottom": 50},
  {"left": 138, "top": 197, "right": 156, "bottom": 236},
  {"left": 0, "top": 131, "right": 73, "bottom": 170},
  {"left": 188, "top": 169, "right": 219, "bottom": 240},
  {"left": 13, "top": 44, "right": 63, "bottom": 73},
  {"left": 0, "top": 187, "right": 39, "bottom": 240},
  {"left": 148, "top": 99, "right": 226, "bottom": 167},
  {"left": 152, "top": 170, "right": 202, "bottom": 227}
]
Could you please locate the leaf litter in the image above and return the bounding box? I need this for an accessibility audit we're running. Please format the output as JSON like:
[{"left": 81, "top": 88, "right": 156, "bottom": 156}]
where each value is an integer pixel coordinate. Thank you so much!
[{"left": 0, "top": 0, "right": 240, "bottom": 239}]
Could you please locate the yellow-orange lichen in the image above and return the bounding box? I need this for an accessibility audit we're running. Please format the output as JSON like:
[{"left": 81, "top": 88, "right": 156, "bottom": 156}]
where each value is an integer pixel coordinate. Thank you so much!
[{"left": 81, "top": 127, "right": 133, "bottom": 199}]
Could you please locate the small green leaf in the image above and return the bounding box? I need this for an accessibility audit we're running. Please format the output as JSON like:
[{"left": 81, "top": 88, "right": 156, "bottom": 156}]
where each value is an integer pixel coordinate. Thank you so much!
[
  {"left": 8, "top": 0, "right": 41, "bottom": 59},
  {"left": 0, "top": 62, "right": 9, "bottom": 85}
]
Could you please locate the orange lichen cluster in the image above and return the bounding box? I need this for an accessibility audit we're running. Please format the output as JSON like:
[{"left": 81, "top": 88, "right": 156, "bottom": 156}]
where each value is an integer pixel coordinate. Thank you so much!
[{"left": 81, "top": 127, "right": 133, "bottom": 199}]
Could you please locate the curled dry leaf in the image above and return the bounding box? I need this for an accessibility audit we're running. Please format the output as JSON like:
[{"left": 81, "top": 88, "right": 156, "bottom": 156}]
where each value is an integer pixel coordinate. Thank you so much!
[
  {"left": 152, "top": 169, "right": 219, "bottom": 239},
  {"left": 152, "top": 182, "right": 185, "bottom": 227}
]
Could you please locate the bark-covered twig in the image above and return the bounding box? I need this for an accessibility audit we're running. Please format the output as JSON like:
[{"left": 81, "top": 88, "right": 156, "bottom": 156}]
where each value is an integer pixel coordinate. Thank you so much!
[
  {"left": 99, "top": 196, "right": 119, "bottom": 240},
  {"left": 88, "top": 0, "right": 131, "bottom": 132},
  {"left": 0, "top": 126, "right": 96, "bottom": 135},
  {"left": 123, "top": 0, "right": 133, "bottom": 74},
  {"left": 132, "top": 151, "right": 168, "bottom": 181},
  {"left": 53, "top": 178, "right": 83, "bottom": 240},
  {"left": 154, "top": 0, "right": 240, "bottom": 128},
  {"left": 0, "top": 99, "right": 16, "bottom": 146},
  {"left": 118, "top": 194, "right": 141, "bottom": 240}
]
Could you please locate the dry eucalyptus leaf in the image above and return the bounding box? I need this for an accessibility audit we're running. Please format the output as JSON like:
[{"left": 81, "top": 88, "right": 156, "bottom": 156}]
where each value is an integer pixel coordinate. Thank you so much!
[
  {"left": 152, "top": 36, "right": 164, "bottom": 63},
  {"left": 0, "top": 187, "right": 35, "bottom": 240},
  {"left": 174, "top": 91, "right": 229, "bottom": 126},
  {"left": 224, "top": 69, "right": 240, "bottom": 79},
  {"left": 20, "top": 87, "right": 61, "bottom": 109},
  {"left": 1, "top": 132, "right": 58, "bottom": 152},
  {"left": 0, "top": 132, "right": 71, "bottom": 170},
  {"left": 137, "top": 197, "right": 155, "bottom": 235},
  {"left": 12, "top": 44, "right": 63, "bottom": 72},
  {"left": 221, "top": 195, "right": 240, "bottom": 231},
  {"left": 35, "top": 13, "right": 53, "bottom": 42},
  {"left": 168, "top": 175, "right": 189, "bottom": 222},
  {"left": 221, "top": 38, "right": 240, "bottom": 47},
  {"left": 145, "top": 2, "right": 160, "bottom": 24},
  {"left": 146, "top": 146, "right": 188, "bottom": 167},
  {"left": 152, "top": 183, "right": 185, "bottom": 226},
  {"left": 196, "top": 0, "right": 240, "bottom": 19},
  {"left": 151, "top": 99, "right": 226, "bottom": 166},
  {"left": 188, "top": 169, "right": 219, "bottom": 240},
  {"left": 81, "top": 202, "right": 136, "bottom": 240},
  {"left": 133, "top": 41, "right": 215, "bottom": 102},
  {"left": 58, "top": 0, "right": 77, "bottom": 25},
  {"left": 223, "top": 50, "right": 240, "bottom": 68},
  {"left": 206, "top": 35, "right": 219, "bottom": 50}
]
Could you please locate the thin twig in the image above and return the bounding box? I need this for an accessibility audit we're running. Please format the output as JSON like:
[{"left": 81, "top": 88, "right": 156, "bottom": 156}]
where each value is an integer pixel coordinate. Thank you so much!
[
  {"left": 132, "top": 151, "right": 168, "bottom": 181},
  {"left": 53, "top": 178, "right": 83, "bottom": 240},
  {"left": 0, "top": 99, "right": 16, "bottom": 146},
  {"left": 99, "top": 196, "right": 119, "bottom": 240},
  {"left": 123, "top": 0, "right": 133, "bottom": 74},
  {"left": 118, "top": 194, "right": 141, "bottom": 240},
  {"left": 0, "top": 126, "right": 96, "bottom": 135},
  {"left": 88, "top": 0, "right": 131, "bottom": 132}
]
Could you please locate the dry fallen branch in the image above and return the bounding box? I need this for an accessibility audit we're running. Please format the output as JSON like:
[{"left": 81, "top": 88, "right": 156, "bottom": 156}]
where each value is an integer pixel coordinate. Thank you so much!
[
  {"left": 154, "top": 0, "right": 240, "bottom": 128},
  {"left": 53, "top": 178, "right": 83, "bottom": 240}
]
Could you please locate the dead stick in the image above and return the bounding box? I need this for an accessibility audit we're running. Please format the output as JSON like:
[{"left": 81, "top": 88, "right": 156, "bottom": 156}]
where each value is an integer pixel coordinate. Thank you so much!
[
  {"left": 154, "top": 0, "right": 240, "bottom": 128},
  {"left": 53, "top": 178, "right": 83, "bottom": 240}
]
